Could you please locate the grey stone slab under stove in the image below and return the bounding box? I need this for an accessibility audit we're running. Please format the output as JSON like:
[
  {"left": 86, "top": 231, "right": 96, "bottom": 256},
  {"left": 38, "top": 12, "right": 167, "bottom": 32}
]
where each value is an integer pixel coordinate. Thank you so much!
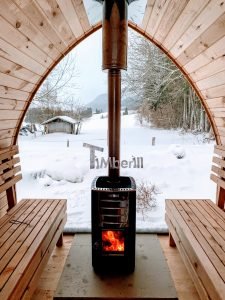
[{"left": 54, "top": 234, "right": 177, "bottom": 299}]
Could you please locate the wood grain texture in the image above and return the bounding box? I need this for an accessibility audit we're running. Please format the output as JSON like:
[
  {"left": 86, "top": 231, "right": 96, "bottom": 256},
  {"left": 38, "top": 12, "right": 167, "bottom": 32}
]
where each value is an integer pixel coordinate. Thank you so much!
[
  {"left": 166, "top": 199, "right": 225, "bottom": 300},
  {"left": 154, "top": 0, "right": 189, "bottom": 44},
  {"left": 170, "top": 0, "right": 225, "bottom": 58},
  {"left": 142, "top": 0, "right": 155, "bottom": 31},
  {"left": 163, "top": 0, "right": 209, "bottom": 50},
  {"left": 73, "top": 0, "right": 91, "bottom": 32},
  {"left": 35, "top": 0, "right": 75, "bottom": 46},
  {"left": 184, "top": 35, "right": 225, "bottom": 74},
  {"left": 0, "top": 198, "right": 67, "bottom": 300},
  {"left": 177, "top": 12, "right": 225, "bottom": 67},
  {"left": 0, "top": 0, "right": 60, "bottom": 60}
]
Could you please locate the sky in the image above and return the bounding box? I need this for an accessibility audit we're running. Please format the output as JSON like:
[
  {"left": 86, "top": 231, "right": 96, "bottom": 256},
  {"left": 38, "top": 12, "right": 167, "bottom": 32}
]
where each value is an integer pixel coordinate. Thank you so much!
[{"left": 72, "top": 29, "right": 107, "bottom": 105}]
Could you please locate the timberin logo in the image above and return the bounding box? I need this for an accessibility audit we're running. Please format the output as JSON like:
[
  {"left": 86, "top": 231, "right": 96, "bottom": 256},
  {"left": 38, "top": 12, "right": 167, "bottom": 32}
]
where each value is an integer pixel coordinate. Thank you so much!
[{"left": 83, "top": 143, "right": 144, "bottom": 169}]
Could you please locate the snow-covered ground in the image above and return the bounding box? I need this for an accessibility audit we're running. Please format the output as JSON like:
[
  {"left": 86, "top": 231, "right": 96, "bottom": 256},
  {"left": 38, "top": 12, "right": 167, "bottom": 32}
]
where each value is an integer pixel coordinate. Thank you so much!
[{"left": 17, "top": 113, "right": 216, "bottom": 232}]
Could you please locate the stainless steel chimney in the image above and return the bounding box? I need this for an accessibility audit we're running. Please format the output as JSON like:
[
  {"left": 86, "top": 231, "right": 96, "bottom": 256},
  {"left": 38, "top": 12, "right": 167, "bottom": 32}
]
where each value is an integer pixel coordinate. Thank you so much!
[{"left": 102, "top": 0, "right": 128, "bottom": 178}]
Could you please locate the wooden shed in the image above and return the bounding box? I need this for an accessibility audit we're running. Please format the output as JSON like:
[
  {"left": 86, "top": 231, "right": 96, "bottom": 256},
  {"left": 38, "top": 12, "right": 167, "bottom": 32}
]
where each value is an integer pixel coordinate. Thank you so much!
[
  {"left": 42, "top": 116, "right": 80, "bottom": 134},
  {"left": 0, "top": 1, "right": 225, "bottom": 299}
]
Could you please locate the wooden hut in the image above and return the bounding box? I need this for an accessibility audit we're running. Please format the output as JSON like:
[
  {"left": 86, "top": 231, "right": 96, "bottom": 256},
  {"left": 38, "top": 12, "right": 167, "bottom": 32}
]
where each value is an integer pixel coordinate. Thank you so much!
[
  {"left": 42, "top": 116, "right": 80, "bottom": 135},
  {"left": 0, "top": 1, "right": 225, "bottom": 299}
]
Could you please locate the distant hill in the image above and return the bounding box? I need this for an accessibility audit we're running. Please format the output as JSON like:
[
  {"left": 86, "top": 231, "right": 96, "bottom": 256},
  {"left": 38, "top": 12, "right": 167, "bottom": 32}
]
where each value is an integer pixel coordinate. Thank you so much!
[
  {"left": 87, "top": 93, "right": 138, "bottom": 113},
  {"left": 87, "top": 93, "right": 107, "bottom": 113},
  {"left": 122, "top": 96, "right": 138, "bottom": 110}
]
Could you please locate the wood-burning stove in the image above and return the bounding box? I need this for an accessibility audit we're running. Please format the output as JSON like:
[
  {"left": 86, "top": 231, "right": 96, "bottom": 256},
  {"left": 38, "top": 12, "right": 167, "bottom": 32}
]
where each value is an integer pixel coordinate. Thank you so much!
[
  {"left": 92, "top": 176, "right": 136, "bottom": 273},
  {"left": 91, "top": 0, "right": 136, "bottom": 273}
]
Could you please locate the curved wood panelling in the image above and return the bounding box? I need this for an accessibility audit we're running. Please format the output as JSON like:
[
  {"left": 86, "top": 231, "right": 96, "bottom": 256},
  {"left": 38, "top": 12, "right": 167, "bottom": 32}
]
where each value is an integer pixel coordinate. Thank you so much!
[{"left": 0, "top": 0, "right": 224, "bottom": 147}]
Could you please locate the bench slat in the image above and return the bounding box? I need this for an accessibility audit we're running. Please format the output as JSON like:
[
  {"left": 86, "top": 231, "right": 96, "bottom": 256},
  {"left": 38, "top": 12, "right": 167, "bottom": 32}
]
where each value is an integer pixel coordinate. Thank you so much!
[
  {"left": 0, "top": 157, "right": 20, "bottom": 173},
  {"left": 0, "top": 199, "right": 66, "bottom": 300},
  {"left": 0, "top": 199, "right": 29, "bottom": 230},
  {"left": 212, "top": 156, "right": 225, "bottom": 169},
  {"left": 0, "top": 200, "right": 48, "bottom": 273},
  {"left": 210, "top": 174, "right": 225, "bottom": 190},
  {"left": 0, "top": 165, "right": 21, "bottom": 184},
  {"left": 0, "top": 200, "right": 58, "bottom": 287},
  {"left": 166, "top": 199, "right": 225, "bottom": 300},
  {"left": 0, "top": 174, "right": 22, "bottom": 194},
  {"left": 198, "top": 200, "right": 225, "bottom": 231},
  {"left": 214, "top": 146, "right": 225, "bottom": 157},
  {"left": 165, "top": 215, "right": 210, "bottom": 300},
  {"left": 21, "top": 215, "right": 66, "bottom": 300},
  {"left": 211, "top": 165, "right": 225, "bottom": 179},
  {"left": 0, "top": 145, "right": 18, "bottom": 159},
  {"left": 178, "top": 200, "right": 225, "bottom": 281}
]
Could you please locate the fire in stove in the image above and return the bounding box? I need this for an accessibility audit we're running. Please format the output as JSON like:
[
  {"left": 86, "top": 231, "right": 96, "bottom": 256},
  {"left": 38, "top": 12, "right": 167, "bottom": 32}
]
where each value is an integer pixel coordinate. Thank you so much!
[{"left": 102, "top": 231, "right": 125, "bottom": 252}]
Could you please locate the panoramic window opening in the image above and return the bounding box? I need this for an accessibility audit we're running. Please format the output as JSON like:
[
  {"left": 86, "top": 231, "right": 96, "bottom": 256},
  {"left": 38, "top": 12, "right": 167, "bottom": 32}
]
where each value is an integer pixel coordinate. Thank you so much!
[{"left": 17, "top": 28, "right": 216, "bottom": 234}]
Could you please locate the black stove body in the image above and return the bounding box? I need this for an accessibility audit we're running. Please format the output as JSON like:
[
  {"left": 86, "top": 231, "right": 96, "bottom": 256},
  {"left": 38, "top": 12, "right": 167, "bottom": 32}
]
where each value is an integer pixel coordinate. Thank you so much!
[{"left": 92, "top": 176, "right": 136, "bottom": 273}]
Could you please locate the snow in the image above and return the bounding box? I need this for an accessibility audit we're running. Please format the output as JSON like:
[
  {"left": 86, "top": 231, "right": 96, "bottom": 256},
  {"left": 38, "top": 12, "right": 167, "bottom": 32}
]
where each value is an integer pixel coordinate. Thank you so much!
[
  {"left": 17, "top": 113, "right": 216, "bottom": 233},
  {"left": 42, "top": 115, "right": 78, "bottom": 125}
]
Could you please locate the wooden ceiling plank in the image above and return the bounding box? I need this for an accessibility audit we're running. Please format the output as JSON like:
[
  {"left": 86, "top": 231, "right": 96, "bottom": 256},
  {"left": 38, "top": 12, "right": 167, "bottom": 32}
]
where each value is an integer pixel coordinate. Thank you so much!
[
  {"left": 35, "top": 0, "right": 75, "bottom": 46},
  {"left": 163, "top": 0, "right": 209, "bottom": 50},
  {"left": 214, "top": 117, "right": 225, "bottom": 127},
  {"left": 56, "top": 0, "right": 83, "bottom": 38},
  {"left": 0, "top": 138, "right": 14, "bottom": 149},
  {"left": 0, "top": 120, "right": 18, "bottom": 131},
  {"left": 0, "top": 110, "right": 23, "bottom": 120},
  {"left": 0, "top": 16, "right": 53, "bottom": 68},
  {"left": 142, "top": 0, "right": 156, "bottom": 31},
  {"left": 0, "top": 57, "right": 41, "bottom": 85},
  {"left": 13, "top": 0, "right": 67, "bottom": 52},
  {"left": 212, "top": 111, "right": 225, "bottom": 118},
  {"left": 0, "top": 73, "right": 35, "bottom": 93},
  {"left": 0, "top": 98, "right": 26, "bottom": 111},
  {"left": 0, "top": 38, "right": 46, "bottom": 76},
  {"left": 218, "top": 127, "right": 225, "bottom": 137},
  {"left": 145, "top": 0, "right": 171, "bottom": 37},
  {"left": 170, "top": 0, "right": 225, "bottom": 58},
  {"left": 184, "top": 35, "right": 225, "bottom": 74},
  {"left": 1, "top": 0, "right": 60, "bottom": 61},
  {"left": 0, "top": 86, "right": 29, "bottom": 101},
  {"left": 202, "top": 84, "right": 225, "bottom": 99},
  {"left": 197, "top": 70, "right": 225, "bottom": 91},
  {"left": 177, "top": 13, "right": 225, "bottom": 67},
  {"left": 218, "top": 136, "right": 225, "bottom": 145},
  {"left": 154, "top": 0, "right": 190, "bottom": 44},
  {"left": 211, "top": 108, "right": 225, "bottom": 112},
  {"left": 206, "top": 97, "right": 225, "bottom": 108},
  {"left": 0, "top": 129, "right": 16, "bottom": 141},
  {"left": 72, "top": 0, "right": 91, "bottom": 32},
  {"left": 191, "top": 56, "right": 225, "bottom": 82}
]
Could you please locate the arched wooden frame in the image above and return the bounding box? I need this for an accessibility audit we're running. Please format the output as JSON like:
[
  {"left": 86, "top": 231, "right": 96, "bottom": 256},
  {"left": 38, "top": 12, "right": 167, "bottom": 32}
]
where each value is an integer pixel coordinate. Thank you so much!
[
  {"left": 15, "top": 21, "right": 218, "bottom": 145},
  {"left": 13, "top": 22, "right": 221, "bottom": 206}
]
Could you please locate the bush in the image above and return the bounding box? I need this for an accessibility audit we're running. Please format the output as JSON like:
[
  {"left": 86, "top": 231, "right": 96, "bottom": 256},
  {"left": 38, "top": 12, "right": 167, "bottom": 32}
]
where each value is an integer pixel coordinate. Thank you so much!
[{"left": 136, "top": 181, "right": 160, "bottom": 219}]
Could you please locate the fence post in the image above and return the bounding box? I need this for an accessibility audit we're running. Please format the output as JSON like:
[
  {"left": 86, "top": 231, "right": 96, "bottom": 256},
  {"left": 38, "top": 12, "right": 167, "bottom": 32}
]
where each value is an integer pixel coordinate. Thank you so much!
[{"left": 152, "top": 137, "right": 156, "bottom": 146}]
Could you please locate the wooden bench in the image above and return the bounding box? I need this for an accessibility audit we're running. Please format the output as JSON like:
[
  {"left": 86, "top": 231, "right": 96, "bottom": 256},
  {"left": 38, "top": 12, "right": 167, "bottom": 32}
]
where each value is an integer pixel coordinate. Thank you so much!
[
  {"left": 0, "top": 145, "right": 67, "bottom": 300},
  {"left": 166, "top": 145, "right": 225, "bottom": 300}
]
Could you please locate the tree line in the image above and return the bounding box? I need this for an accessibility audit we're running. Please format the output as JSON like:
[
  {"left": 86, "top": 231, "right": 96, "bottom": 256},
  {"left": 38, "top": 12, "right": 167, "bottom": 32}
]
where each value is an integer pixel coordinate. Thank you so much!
[{"left": 123, "top": 31, "right": 213, "bottom": 135}]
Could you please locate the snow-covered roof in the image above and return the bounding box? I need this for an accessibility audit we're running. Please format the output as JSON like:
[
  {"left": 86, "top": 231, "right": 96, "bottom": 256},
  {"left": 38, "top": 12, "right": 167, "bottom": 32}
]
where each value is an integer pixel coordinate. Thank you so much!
[{"left": 42, "top": 116, "right": 78, "bottom": 125}]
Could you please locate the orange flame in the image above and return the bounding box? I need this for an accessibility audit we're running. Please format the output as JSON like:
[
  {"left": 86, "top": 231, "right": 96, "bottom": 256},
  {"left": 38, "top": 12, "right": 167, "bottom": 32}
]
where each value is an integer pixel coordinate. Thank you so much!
[{"left": 102, "top": 230, "right": 124, "bottom": 252}]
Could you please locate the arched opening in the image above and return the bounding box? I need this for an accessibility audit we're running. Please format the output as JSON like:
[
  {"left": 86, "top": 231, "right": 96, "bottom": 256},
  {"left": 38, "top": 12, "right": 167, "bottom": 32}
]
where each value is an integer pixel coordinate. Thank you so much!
[
  {"left": 14, "top": 22, "right": 218, "bottom": 145},
  {"left": 17, "top": 26, "right": 216, "bottom": 232}
]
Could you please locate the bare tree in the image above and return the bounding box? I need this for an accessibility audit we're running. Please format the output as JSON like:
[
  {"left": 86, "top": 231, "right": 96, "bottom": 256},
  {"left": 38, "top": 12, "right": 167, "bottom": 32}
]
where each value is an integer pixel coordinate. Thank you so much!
[
  {"left": 123, "top": 31, "right": 212, "bottom": 133},
  {"left": 26, "top": 53, "right": 79, "bottom": 123}
]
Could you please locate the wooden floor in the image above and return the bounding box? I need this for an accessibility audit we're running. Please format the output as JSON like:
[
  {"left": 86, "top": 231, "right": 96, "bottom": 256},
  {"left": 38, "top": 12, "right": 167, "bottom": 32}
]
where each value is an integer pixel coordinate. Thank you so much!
[{"left": 32, "top": 234, "right": 200, "bottom": 300}]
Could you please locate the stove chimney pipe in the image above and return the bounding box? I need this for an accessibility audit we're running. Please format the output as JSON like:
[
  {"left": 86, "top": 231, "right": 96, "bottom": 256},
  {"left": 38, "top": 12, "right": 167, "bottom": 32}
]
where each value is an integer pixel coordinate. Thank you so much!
[{"left": 102, "top": 0, "right": 128, "bottom": 178}]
